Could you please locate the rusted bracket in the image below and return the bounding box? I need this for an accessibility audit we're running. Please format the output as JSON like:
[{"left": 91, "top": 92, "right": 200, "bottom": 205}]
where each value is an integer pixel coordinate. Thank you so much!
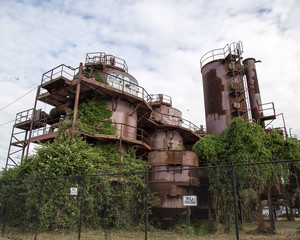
[
  {"left": 137, "top": 112, "right": 148, "bottom": 122},
  {"left": 129, "top": 102, "right": 141, "bottom": 116}
]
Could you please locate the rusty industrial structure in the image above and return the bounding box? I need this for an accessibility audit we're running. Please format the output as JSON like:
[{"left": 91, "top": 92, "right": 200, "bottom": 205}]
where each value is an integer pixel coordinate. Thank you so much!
[
  {"left": 200, "top": 41, "right": 278, "bottom": 135},
  {"left": 5, "top": 41, "right": 290, "bottom": 220}
]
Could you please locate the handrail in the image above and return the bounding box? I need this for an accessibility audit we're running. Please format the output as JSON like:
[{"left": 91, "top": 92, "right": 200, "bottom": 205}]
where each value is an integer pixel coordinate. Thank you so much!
[
  {"left": 259, "top": 102, "right": 276, "bottom": 117},
  {"left": 76, "top": 120, "right": 150, "bottom": 147},
  {"left": 105, "top": 72, "right": 152, "bottom": 103},
  {"left": 151, "top": 110, "right": 202, "bottom": 134},
  {"left": 41, "top": 64, "right": 79, "bottom": 86},
  {"left": 148, "top": 94, "right": 172, "bottom": 106},
  {"left": 85, "top": 52, "right": 128, "bottom": 73},
  {"left": 15, "top": 108, "right": 34, "bottom": 124},
  {"left": 200, "top": 41, "right": 243, "bottom": 69}
]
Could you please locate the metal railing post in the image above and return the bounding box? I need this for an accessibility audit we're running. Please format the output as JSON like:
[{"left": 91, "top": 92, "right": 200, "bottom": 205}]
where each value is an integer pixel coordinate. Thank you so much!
[{"left": 78, "top": 174, "right": 86, "bottom": 240}]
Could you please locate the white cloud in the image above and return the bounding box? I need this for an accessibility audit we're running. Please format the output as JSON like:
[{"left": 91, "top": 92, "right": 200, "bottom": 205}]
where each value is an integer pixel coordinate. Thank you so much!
[{"left": 0, "top": 0, "right": 300, "bottom": 169}]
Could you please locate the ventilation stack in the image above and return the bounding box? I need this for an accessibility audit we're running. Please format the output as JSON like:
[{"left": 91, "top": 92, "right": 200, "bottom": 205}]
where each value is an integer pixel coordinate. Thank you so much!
[{"left": 242, "top": 58, "right": 264, "bottom": 126}]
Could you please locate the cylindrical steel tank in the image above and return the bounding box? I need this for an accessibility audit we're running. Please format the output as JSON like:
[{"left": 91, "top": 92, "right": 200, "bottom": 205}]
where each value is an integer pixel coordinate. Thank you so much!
[
  {"left": 108, "top": 99, "right": 137, "bottom": 140},
  {"left": 148, "top": 150, "right": 199, "bottom": 219},
  {"left": 243, "top": 58, "right": 264, "bottom": 126},
  {"left": 201, "top": 59, "right": 247, "bottom": 135},
  {"left": 201, "top": 61, "right": 232, "bottom": 135},
  {"left": 151, "top": 105, "right": 182, "bottom": 126},
  {"left": 150, "top": 129, "right": 183, "bottom": 150}
]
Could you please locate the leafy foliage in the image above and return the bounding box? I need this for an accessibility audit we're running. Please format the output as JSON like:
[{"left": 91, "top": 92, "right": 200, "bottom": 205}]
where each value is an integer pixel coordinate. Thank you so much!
[
  {"left": 193, "top": 118, "right": 300, "bottom": 229},
  {"left": 0, "top": 123, "right": 150, "bottom": 231},
  {"left": 76, "top": 97, "right": 117, "bottom": 135}
]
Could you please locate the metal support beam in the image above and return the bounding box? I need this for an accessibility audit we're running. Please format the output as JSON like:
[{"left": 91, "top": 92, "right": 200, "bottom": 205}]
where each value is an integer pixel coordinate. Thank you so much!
[{"left": 71, "top": 63, "right": 83, "bottom": 140}]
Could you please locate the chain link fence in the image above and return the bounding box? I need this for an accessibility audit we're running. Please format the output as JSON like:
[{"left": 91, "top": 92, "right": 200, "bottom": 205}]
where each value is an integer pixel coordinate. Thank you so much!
[{"left": 0, "top": 159, "right": 299, "bottom": 240}]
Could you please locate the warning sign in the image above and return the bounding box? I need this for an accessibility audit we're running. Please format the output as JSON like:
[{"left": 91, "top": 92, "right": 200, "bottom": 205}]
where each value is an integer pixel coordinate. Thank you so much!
[
  {"left": 183, "top": 195, "right": 197, "bottom": 206},
  {"left": 70, "top": 187, "right": 78, "bottom": 196}
]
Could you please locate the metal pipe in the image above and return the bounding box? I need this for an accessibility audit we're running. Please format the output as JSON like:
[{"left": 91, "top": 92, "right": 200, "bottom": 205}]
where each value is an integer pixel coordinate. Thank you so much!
[{"left": 25, "top": 86, "right": 41, "bottom": 159}]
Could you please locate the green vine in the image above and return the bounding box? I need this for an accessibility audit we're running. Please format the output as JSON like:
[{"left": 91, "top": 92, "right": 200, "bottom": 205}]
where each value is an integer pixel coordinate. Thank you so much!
[
  {"left": 0, "top": 124, "right": 151, "bottom": 230},
  {"left": 77, "top": 97, "right": 117, "bottom": 135},
  {"left": 192, "top": 118, "right": 300, "bottom": 231}
]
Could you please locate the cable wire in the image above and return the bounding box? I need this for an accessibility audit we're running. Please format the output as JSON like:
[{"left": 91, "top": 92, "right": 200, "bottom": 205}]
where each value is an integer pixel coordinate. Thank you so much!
[
  {"left": 0, "top": 119, "right": 15, "bottom": 127},
  {"left": 0, "top": 86, "right": 37, "bottom": 112}
]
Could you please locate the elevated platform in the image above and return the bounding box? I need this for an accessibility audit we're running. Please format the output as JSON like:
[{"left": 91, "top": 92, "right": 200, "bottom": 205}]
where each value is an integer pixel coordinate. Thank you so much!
[{"left": 79, "top": 130, "right": 151, "bottom": 150}]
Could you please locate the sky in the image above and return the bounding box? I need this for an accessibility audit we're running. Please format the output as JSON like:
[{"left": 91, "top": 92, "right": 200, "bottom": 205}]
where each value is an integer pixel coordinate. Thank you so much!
[{"left": 0, "top": 0, "right": 300, "bottom": 169}]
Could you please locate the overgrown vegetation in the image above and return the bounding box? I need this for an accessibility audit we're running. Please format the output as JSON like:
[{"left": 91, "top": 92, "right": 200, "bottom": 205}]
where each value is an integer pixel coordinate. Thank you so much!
[
  {"left": 0, "top": 123, "right": 149, "bottom": 231},
  {"left": 76, "top": 97, "right": 117, "bottom": 135},
  {"left": 192, "top": 118, "right": 300, "bottom": 232}
]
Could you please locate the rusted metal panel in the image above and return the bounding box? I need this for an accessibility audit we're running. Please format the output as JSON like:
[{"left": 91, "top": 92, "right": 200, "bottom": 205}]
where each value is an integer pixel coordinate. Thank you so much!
[
  {"left": 149, "top": 129, "right": 183, "bottom": 150},
  {"left": 148, "top": 150, "right": 198, "bottom": 166},
  {"left": 243, "top": 58, "right": 264, "bottom": 125}
]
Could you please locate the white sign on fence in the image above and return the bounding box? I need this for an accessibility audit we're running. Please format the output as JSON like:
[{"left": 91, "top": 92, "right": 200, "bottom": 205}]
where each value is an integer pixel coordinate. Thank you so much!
[
  {"left": 183, "top": 195, "right": 197, "bottom": 206},
  {"left": 70, "top": 187, "right": 78, "bottom": 196}
]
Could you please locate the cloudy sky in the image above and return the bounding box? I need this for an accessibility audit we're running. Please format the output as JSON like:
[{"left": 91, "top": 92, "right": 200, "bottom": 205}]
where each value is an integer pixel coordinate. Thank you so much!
[{"left": 0, "top": 0, "right": 299, "bottom": 169}]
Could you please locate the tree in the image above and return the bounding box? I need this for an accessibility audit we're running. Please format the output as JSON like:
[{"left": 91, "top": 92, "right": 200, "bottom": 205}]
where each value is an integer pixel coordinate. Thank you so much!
[
  {"left": 0, "top": 122, "right": 150, "bottom": 230},
  {"left": 193, "top": 118, "right": 300, "bottom": 232}
]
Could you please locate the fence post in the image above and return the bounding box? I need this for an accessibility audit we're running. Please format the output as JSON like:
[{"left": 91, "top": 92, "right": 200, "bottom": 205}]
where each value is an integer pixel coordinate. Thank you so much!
[
  {"left": 78, "top": 174, "right": 86, "bottom": 240},
  {"left": 34, "top": 178, "right": 45, "bottom": 240},
  {"left": 145, "top": 170, "right": 149, "bottom": 240},
  {"left": 231, "top": 160, "right": 239, "bottom": 240},
  {"left": 1, "top": 180, "right": 12, "bottom": 237}
]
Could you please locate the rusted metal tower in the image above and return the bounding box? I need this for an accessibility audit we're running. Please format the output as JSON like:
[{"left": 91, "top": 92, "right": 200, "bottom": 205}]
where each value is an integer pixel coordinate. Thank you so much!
[
  {"left": 6, "top": 52, "right": 206, "bottom": 220},
  {"left": 200, "top": 41, "right": 277, "bottom": 135}
]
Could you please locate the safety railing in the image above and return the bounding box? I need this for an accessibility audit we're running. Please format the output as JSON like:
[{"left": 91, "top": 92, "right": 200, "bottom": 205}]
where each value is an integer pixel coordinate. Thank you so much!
[
  {"left": 85, "top": 52, "right": 128, "bottom": 73},
  {"left": 15, "top": 108, "right": 34, "bottom": 125},
  {"left": 148, "top": 94, "right": 172, "bottom": 106},
  {"left": 151, "top": 110, "right": 201, "bottom": 133},
  {"left": 31, "top": 125, "right": 53, "bottom": 138},
  {"left": 105, "top": 72, "right": 152, "bottom": 103},
  {"left": 76, "top": 120, "right": 151, "bottom": 148},
  {"left": 259, "top": 102, "right": 276, "bottom": 118},
  {"left": 200, "top": 41, "right": 243, "bottom": 69},
  {"left": 41, "top": 64, "right": 79, "bottom": 86}
]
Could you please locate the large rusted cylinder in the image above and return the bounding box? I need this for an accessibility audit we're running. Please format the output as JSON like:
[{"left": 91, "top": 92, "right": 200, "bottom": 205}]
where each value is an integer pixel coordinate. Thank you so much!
[
  {"left": 108, "top": 100, "right": 137, "bottom": 140},
  {"left": 201, "top": 61, "right": 232, "bottom": 135},
  {"left": 149, "top": 150, "right": 199, "bottom": 219},
  {"left": 243, "top": 58, "right": 263, "bottom": 125},
  {"left": 149, "top": 129, "right": 183, "bottom": 150},
  {"left": 151, "top": 105, "right": 182, "bottom": 126}
]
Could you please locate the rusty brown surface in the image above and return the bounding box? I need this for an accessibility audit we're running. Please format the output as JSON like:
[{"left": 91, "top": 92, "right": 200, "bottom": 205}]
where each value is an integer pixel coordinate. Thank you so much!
[
  {"left": 148, "top": 150, "right": 200, "bottom": 218},
  {"left": 149, "top": 129, "right": 183, "bottom": 150},
  {"left": 201, "top": 56, "right": 248, "bottom": 135},
  {"left": 201, "top": 61, "right": 231, "bottom": 135},
  {"left": 243, "top": 58, "right": 263, "bottom": 125},
  {"left": 108, "top": 99, "right": 137, "bottom": 140},
  {"left": 148, "top": 150, "right": 198, "bottom": 166}
]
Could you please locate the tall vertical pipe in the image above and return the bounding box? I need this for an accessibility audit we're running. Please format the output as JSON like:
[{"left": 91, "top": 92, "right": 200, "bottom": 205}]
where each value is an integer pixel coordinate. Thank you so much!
[{"left": 243, "top": 58, "right": 264, "bottom": 126}]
